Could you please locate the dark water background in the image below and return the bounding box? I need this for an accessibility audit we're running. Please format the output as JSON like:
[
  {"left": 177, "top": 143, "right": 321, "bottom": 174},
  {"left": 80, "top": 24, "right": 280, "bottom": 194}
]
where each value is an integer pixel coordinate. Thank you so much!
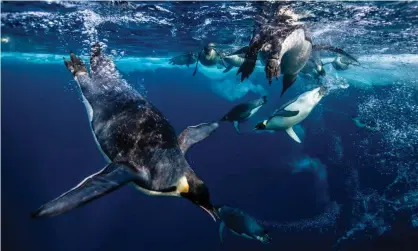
[{"left": 2, "top": 1, "right": 418, "bottom": 251}]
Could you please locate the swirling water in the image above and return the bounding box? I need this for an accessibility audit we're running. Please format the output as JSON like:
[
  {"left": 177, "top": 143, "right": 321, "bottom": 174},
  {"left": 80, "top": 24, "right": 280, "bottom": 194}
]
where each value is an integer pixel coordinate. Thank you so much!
[{"left": 1, "top": 1, "right": 418, "bottom": 251}]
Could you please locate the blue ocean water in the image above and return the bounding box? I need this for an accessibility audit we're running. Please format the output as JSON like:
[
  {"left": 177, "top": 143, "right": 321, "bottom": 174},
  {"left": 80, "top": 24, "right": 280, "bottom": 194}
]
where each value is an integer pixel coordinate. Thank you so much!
[{"left": 1, "top": 1, "right": 418, "bottom": 251}]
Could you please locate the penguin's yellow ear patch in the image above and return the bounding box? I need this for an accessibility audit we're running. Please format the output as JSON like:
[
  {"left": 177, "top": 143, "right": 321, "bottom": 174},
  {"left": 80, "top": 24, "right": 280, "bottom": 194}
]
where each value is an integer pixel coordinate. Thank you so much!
[{"left": 176, "top": 176, "right": 189, "bottom": 194}]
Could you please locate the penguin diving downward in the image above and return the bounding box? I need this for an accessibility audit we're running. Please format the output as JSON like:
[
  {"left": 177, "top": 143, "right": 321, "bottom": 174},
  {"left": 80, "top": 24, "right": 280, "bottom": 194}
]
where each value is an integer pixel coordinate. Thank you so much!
[
  {"left": 236, "top": 9, "right": 359, "bottom": 96},
  {"left": 31, "top": 43, "right": 220, "bottom": 221},
  {"left": 221, "top": 96, "right": 268, "bottom": 134},
  {"left": 217, "top": 205, "right": 272, "bottom": 244},
  {"left": 254, "top": 86, "right": 327, "bottom": 143}
]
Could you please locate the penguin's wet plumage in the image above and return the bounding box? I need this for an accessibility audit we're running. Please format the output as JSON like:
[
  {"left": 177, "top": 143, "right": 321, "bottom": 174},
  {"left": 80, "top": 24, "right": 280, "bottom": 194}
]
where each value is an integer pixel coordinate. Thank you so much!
[
  {"left": 32, "top": 43, "right": 220, "bottom": 221},
  {"left": 217, "top": 206, "right": 272, "bottom": 244}
]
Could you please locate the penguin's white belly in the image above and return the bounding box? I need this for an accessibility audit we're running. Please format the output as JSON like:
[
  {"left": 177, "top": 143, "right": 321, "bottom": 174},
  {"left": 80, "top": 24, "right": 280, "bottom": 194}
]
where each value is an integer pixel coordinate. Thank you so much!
[
  {"left": 249, "top": 106, "right": 262, "bottom": 118},
  {"left": 82, "top": 94, "right": 111, "bottom": 163},
  {"left": 82, "top": 95, "right": 93, "bottom": 122},
  {"left": 266, "top": 113, "right": 308, "bottom": 130},
  {"left": 200, "top": 52, "right": 218, "bottom": 66},
  {"left": 280, "top": 29, "right": 312, "bottom": 75}
]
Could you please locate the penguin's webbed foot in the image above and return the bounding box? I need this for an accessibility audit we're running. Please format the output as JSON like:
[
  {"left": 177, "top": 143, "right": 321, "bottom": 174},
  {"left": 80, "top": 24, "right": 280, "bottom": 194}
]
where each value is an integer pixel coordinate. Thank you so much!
[
  {"left": 63, "top": 53, "right": 87, "bottom": 77},
  {"left": 265, "top": 59, "right": 280, "bottom": 84}
]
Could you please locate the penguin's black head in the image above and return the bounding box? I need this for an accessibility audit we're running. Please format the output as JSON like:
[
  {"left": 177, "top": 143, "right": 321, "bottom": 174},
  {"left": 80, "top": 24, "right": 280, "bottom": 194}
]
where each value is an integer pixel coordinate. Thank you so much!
[
  {"left": 204, "top": 43, "right": 215, "bottom": 54},
  {"left": 181, "top": 174, "right": 219, "bottom": 221},
  {"left": 254, "top": 121, "right": 266, "bottom": 130}
]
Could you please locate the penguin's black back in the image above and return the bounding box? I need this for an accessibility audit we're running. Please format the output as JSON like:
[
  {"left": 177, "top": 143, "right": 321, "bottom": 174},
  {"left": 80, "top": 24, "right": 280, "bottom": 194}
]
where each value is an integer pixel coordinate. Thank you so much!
[{"left": 91, "top": 89, "right": 179, "bottom": 167}]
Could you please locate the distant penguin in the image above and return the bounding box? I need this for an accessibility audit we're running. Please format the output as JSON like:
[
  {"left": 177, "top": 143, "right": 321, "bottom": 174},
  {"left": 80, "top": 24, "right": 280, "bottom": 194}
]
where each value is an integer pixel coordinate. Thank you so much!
[
  {"left": 31, "top": 43, "right": 220, "bottom": 221},
  {"left": 221, "top": 96, "right": 268, "bottom": 134},
  {"left": 217, "top": 205, "right": 272, "bottom": 244},
  {"left": 330, "top": 55, "right": 361, "bottom": 71},
  {"left": 300, "top": 51, "right": 326, "bottom": 79},
  {"left": 352, "top": 116, "right": 380, "bottom": 131},
  {"left": 254, "top": 86, "right": 327, "bottom": 143},
  {"left": 169, "top": 52, "right": 197, "bottom": 68},
  {"left": 192, "top": 43, "right": 227, "bottom": 76}
]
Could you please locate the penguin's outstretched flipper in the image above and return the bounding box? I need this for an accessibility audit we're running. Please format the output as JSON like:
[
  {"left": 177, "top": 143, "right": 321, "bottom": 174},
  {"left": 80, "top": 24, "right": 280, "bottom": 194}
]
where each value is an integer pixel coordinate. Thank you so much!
[
  {"left": 233, "top": 121, "right": 241, "bottom": 134},
  {"left": 285, "top": 127, "right": 301, "bottom": 143},
  {"left": 312, "top": 44, "right": 359, "bottom": 65},
  {"left": 178, "top": 122, "right": 220, "bottom": 154},
  {"left": 169, "top": 53, "right": 197, "bottom": 67},
  {"left": 219, "top": 221, "right": 226, "bottom": 244},
  {"left": 228, "top": 46, "right": 249, "bottom": 56},
  {"left": 192, "top": 51, "right": 202, "bottom": 76},
  {"left": 31, "top": 163, "right": 138, "bottom": 218},
  {"left": 237, "top": 36, "right": 263, "bottom": 82}
]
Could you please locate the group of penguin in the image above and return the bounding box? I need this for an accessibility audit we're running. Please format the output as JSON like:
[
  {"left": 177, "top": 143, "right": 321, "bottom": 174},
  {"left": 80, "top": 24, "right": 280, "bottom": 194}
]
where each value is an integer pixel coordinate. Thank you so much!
[
  {"left": 30, "top": 14, "right": 363, "bottom": 246},
  {"left": 171, "top": 20, "right": 360, "bottom": 143}
]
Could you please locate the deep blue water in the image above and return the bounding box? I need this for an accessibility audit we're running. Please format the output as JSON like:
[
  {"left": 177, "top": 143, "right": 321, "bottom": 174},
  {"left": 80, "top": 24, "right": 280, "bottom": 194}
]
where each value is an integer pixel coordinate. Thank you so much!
[{"left": 2, "top": 1, "right": 418, "bottom": 251}]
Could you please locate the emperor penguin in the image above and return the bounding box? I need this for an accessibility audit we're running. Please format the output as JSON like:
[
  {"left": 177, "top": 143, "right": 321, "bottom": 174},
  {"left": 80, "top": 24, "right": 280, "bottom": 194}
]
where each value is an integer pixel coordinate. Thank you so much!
[
  {"left": 192, "top": 42, "right": 227, "bottom": 76},
  {"left": 220, "top": 96, "right": 268, "bottom": 134},
  {"left": 221, "top": 46, "right": 248, "bottom": 73},
  {"left": 254, "top": 86, "right": 327, "bottom": 143},
  {"left": 236, "top": 17, "right": 313, "bottom": 96},
  {"left": 31, "top": 43, "right": 220, "bottom": 221},
  {"left": 169, "top": 52, "right": 197, "bottom": 68},
  {"left": 329, "top": 54, "right": 361, "bottom": 71},
  {"left": 236, "top": 10, "right": 359, "bottom": 96},
  {"left": 216, "top": 205, "right": 272, "bottom": 244}
]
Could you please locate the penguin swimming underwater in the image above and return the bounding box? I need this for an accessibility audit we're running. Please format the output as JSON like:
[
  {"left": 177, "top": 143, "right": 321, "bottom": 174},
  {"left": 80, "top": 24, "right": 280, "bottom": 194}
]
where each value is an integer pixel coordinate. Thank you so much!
[
  {"left": 221, "top": 46, "right": 248, "bottom": 73},
  {"left": 221, "top": 96, "right": 268, "bottom": 134},
  {"left": 254, "top": 86, "right": 327, "bottom": 143},
  {"left": 300, "top": 51, "right": 326, "bottom": 79},
  {"left": 31, "top": 43, "right": 220, "bottom": 221},
  {"left": 236, "top": 13, "right": 313, "bottom": 96},
  {"left": 216, "top": 205, "right": 272, "bottom": 244},
  {"left": 169, "top": 52, "right": 197, "bottom": 68},
  {"left": 329, "top": 54, "right": 361, "bottom": 71},
  {"left": 352, "top": 116, "right": 380, "bottom": 131},
  {"left": 236, "top": 8, "right": 359, "bottom": 96},
  {"left": 192, "top": 42, "right": 227, "bottom": 76}
]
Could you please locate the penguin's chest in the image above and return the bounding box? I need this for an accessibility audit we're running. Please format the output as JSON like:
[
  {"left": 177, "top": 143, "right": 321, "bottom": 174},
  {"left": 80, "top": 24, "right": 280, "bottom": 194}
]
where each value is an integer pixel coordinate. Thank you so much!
[
  {"left": 132, "top": 175, "right": 189, "bottom": 197},
  {"left": 200, "top": 52, "right": 218, "bottom": 66},
  {"left": 81, "top": 94, "right": 112, "bottom": 162},
  {"left": 280, "top": 29, "right": 312, "bottom": 75}
]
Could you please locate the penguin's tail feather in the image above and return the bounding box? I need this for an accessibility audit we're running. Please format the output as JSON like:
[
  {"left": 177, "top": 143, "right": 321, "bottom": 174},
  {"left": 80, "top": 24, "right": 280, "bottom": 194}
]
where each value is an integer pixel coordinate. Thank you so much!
[
  {"left": 228, "top": 46, "right": 249, "bottom": 56},
  {"left": 312, "top": 44, "right": 360, "bottom": 65},
  {"left": 31, "top": 162, "right": 137, "bottom": 218}
]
